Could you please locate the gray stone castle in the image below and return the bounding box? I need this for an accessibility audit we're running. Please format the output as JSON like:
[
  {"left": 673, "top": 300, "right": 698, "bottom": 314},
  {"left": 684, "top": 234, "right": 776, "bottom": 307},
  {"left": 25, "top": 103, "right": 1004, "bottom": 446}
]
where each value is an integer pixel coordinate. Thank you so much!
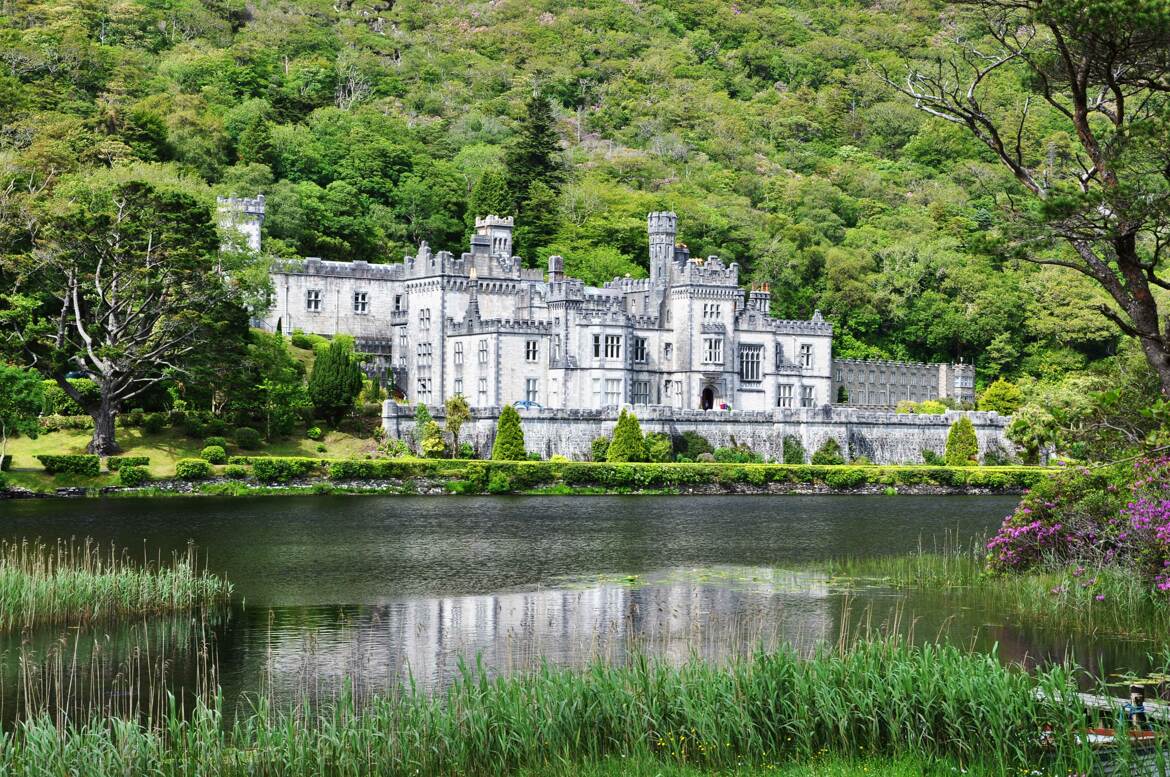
[{"left": 218, "top": 196, "right": 974, "bottom": 414}]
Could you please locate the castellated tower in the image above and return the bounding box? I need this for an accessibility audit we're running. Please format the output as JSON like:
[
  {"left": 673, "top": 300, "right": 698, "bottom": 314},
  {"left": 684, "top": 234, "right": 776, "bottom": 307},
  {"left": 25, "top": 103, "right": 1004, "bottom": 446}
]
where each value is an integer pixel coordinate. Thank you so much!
[
  {"left": 474, "top": 215, "right": 514, "bottom": 258},
  {"left": 647, "top": 211, "right": 677, "bottom": 285},
  {"left": 216, "top": 194, "right": 265, "bottom": 253}
]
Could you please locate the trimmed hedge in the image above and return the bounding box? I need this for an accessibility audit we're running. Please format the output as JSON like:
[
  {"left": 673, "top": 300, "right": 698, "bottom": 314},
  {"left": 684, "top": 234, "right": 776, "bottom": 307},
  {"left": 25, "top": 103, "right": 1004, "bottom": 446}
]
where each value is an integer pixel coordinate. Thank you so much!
[
  {"left": 321, "top": 459, "right": 1049, "bottom": 493},
  {"left": 200, "top": 445, "right": 227, "bottom": 464},
  {"left": 117, "top": 465, "right": 151, "bottom": 487},
  {"left": 250, "top": 457, "right": 322, "bottom": 483},
  {"left": 175, "top": 459, "right": 212, "bottom": 480},
  {"left": 38, "top": 415, "right": 94, "bottom": 432},
  {"left": 37, "top": 454, "right": 100, "bottom": 476},
  {"left": 106, "top": 456, "right": 150, "bottom": 471}
]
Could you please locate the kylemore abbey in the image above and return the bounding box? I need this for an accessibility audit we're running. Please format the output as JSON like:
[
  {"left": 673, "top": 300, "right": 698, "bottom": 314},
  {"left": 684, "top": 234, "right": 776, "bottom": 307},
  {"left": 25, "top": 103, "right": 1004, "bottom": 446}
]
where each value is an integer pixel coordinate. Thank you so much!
[{"left": 220, "top": 195, "right": 974, "bottom": 415}]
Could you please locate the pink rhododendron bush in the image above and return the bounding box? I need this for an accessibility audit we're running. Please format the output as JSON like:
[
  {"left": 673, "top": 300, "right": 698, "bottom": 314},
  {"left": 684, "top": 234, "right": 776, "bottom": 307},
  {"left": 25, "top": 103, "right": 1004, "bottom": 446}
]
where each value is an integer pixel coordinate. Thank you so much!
[{"left": 987, "top": 456, "right": 1170, "bottom": 594}]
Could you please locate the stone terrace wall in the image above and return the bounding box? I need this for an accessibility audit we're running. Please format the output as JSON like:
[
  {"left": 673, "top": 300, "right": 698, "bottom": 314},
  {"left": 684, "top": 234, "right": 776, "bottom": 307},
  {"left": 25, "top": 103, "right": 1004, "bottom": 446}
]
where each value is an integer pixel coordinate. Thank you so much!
[{"left": 383, "top": 404, "right": 1012, "bottom": 465}]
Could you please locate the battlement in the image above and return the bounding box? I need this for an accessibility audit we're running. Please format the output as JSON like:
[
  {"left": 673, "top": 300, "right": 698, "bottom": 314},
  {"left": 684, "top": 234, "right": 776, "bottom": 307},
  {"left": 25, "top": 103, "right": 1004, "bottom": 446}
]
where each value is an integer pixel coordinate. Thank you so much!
[
  {"left": 273, "top": 257, "right": 404, "bottom": 280},
  {"left": 647, "top": 211, "right": 677, "bottom": 234},
  {"left": 475, "top": 214, "right": 514, "bottom": 229}
]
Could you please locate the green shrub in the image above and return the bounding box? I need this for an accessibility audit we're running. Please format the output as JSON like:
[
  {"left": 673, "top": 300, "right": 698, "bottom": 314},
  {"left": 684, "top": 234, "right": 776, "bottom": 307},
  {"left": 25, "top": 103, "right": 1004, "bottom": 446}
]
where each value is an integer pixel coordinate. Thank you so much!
[
  {"left": 922, "top": 449, "right": 944, "bottom": 466},
  {"left": 226, "top": 456, "right": 253, "bottom": 465},
  {"left": 825, "top": 468, "right": 867, "bottom": 489},
  {"left": 487, "top": 471, "right": 513, "bottom": 494},
  {"left": 491, "top": 406, "right": 526, "bottom": 461},
  {"left": 713, "top": 445, "right": 762, "bottom": 463},
  {"left": 251, "top": 457, "right": 320, "bottom": 483},
  {"left": 677, "top": 431, "right": 713, "bottom": 460},
  {"left": 106, "top": 456, "right": 149, "bottom": 471},
  {"left": 590, "top": 436, "right": 610, "bottom": 462},
  {"left": 234, "top": 427, "right": 262, "bottom": 450},
  {"left": 458, "top": 442, "right": 475, "bottom": 459},
  {"left": 646, "top": 433, "right": 673, "bottom": 463},
  {"left": 782, "top": 435, "right": 806, "bottom": 464},
  {"left": 978, "top": 378, "right": 1023, "bottom": 415},
  {"left": 204, "top": 436, "right": 228, "bottom": 449},
  {"left": 38, "top": 415, "right": 94, "bottom": 432},
  {"left": 40, "top": 378, "right": 100, "bottom": 415},
  {"left": 945, "top": 417, "right": 980, "bottom": 466},
  {"left": 175, "top": 459, "right": 212, "bottom": 480},
  {"left": 124, "top": 408, "right": 145, "bottom": 428},
  {"left": 811, "top": 438, "right": 845, "bottom": 465},
  {"left": 142, "top": 412, "right": 167, "bottom": 434},
  {"left": 204, "top": 418, "right": 227, "bottom": 436},
  {"left": 306, "top": 426, "right": 323, "bottom": 440},
  {"left": 37, "top": 454, "right": 100, "bottom": 476},
  {"left": 223, "top": 465, "right": 249, "bottom": 479},
  {"left": 200, "top": 445, "right": 227, "bottom": 464},
  {"left": 168, "top": 409, "right": 187, "bottom": 428},
  {"left": 606, "top": 409, "right": 646, "bottom": 462},
  {"left": 117, "top": 465, "right": 151, "bottom": 487}
]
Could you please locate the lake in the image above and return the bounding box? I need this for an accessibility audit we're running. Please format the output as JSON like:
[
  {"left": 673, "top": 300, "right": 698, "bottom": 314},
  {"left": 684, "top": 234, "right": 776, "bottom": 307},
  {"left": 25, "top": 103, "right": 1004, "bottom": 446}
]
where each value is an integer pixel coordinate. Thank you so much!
[{"left": 0, "top": 494, "right": 1156, "bottom": 720}]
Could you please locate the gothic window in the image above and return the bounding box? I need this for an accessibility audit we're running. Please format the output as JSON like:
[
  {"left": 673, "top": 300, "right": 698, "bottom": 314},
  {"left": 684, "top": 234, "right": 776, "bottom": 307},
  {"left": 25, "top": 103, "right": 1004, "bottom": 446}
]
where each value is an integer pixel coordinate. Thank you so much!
[
  {"left": 591, "top": 378, "right": 602, "bottom": 406},
  {"left": 605, "top": 335, "right": 621, "bottom": 359},
  {"left": 454, "top": 342, "right": 464, "bottom": 365},
  {"left": 306, "top": 289, "right": 322, "bottom": 312},
  {"left": 604, "top": 378, "right": 622, "bottom": 406},
  {"left": 419, "top": 308, "right": 431, "bottom": 330},
  {"left": 454, "top": 378, "right": 463, "bottom": 395},
  {"left": 478, "top": 377, "right": 488, "bottom": 403},
  {"left": 801, "top": 385, "right": 815, "bottom": 408},
  {"left": 353, "top": 291, "right": 369, "bottom": 314},
  {"left": 525, "top": 378, "right": 538, "bottom": 403},
  {"left": 664, "top": 343, "right": 673, "bottom": 361},
  {"left": 777, "top": 383, "right": 793, "bottom": 408},
  {"left": 416, "top": 378, "right": 430, "bottom": 402},
  {"left": 702, "top": 303, "right": 721, "bottom": 321},
  {"left": 800, "top": 343, "right": 813, "bottom": 369},
  {"left": 633, "top": 380, "right": 650, "bottom": 405},
  {"left": 394, "top": 294, "right": 403, "bottom": 312},
  {"left": 554, "top": 335, "right": 561, "bottom": 361},
  {"left": 593, "top": 334, "right": 602, "bottom": 359},
  {"left": 398, "top": 333, "right": 407, "bottom": 366},
  {"left": 478, "top": 339, "right": 488, "bottom": 364},
  {"left": 738, "top": 344, "right": 762, "bottom": 382},
  {"left": 525, "top": 340, "right": 538, "bottom": 362},
  {"left": 633, "top": 337, "right": 648, "bottom": 363},
  {"left": 703, "top": 337, "right": 723, "bottom": 365},
  {"left": 775, "top": 342, "right": 786, "bottom": 366},
  {"left": 415, "top": 342, "right": 432, "bottom": 366}
]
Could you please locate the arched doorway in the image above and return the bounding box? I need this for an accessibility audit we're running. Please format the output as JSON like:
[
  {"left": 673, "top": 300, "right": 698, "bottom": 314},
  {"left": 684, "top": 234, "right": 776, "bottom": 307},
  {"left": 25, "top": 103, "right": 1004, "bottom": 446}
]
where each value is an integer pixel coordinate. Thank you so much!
[{"left": 700, "top": 387, "right": 714, "bottom": 410}]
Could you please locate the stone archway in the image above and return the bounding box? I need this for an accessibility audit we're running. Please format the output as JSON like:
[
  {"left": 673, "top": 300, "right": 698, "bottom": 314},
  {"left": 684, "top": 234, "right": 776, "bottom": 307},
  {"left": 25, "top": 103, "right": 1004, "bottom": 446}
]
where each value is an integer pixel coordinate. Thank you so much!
[{"left": 700, "top": 386, "right": 715, "bottom": 410}]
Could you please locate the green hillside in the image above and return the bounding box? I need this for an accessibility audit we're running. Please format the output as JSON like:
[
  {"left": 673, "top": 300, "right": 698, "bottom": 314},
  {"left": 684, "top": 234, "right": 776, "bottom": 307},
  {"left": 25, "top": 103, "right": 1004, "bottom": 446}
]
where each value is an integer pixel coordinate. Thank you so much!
[{"left": 1, "top": 0, "right": 1119, "bottom": 384}]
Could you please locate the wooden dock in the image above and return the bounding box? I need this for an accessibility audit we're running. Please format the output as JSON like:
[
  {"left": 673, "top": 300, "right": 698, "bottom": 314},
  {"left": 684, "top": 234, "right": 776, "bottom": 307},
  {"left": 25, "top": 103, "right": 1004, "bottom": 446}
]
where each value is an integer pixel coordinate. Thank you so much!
[{"left": 1036, "top": 689, "right": 1170, "bottom": 722}]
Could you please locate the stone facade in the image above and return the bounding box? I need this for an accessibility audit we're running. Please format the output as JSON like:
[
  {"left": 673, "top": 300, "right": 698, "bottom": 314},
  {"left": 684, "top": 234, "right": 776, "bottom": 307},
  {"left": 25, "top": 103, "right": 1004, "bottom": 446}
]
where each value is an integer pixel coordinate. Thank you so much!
[
  {"left": 383, "top": 403, "right": 1010, "bottom": 465},
  {"left": 226, "top": 196, "right": 978, "bottom": 413}
]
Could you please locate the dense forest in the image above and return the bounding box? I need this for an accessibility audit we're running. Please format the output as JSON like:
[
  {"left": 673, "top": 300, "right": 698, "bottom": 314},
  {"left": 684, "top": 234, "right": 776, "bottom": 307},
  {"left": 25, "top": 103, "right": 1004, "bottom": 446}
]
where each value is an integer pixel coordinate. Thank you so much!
[{"left": 0, "top": 0, "right": 1151, "bottom": 400}]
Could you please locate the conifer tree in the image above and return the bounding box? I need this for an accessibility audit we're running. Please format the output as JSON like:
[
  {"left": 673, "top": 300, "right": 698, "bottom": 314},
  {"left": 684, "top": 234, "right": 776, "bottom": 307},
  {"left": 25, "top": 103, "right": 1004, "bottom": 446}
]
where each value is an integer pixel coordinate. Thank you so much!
[
  {"left": 945, "top": 417, "right": 980, "bottom": 466},
  {"left": 513, "top": 180, "right": 561, "bottom": 259},
  {"left": 491, "top": 405, "right": 526, "bottom": 460},
  {"left": 606, "top": 409, "right": 647, "bottom": 462},
  {"left": 468, "top": 169, "right": 512, "bottom": 223},
  {"left": 504, "top": 90, "right": 564, "bottom": 205},
  {"left": 307, "top": 336, "right": 363, "bottom": 425}
]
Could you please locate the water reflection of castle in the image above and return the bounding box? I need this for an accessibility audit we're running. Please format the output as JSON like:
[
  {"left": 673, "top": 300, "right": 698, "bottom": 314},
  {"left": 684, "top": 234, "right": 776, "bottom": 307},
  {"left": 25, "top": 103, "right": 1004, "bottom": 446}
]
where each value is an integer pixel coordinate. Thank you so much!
[{"left": 256, "top": 571, "right": 835, "bottom": 694}]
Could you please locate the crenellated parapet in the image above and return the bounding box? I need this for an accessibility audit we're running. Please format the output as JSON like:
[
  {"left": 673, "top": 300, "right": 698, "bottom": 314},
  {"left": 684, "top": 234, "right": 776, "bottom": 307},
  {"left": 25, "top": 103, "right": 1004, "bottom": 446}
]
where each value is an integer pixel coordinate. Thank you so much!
[{"left": 272, "top": 257, "right": 404, "bottom": 280}]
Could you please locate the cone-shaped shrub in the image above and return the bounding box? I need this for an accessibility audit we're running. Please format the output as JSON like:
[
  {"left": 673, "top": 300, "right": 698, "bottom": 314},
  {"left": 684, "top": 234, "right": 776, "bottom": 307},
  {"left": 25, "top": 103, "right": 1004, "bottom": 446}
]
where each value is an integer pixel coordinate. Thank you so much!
[
  {"left": 945, "top": 416, "right": 979, "bottom": 465},
  {"left": 606, "top": 409, "right": 647, "bottom": 462},
  {"left": 307, "top": 336, "right": 363, "bottom": 425},
  {"left": 491, "top": 405, "right": 526, "bottom": 460}
]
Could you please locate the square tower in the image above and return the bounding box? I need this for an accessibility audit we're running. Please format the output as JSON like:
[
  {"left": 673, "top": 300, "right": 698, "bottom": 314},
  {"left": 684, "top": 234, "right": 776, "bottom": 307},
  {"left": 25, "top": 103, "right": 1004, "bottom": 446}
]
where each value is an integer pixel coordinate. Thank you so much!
[
  {"left": 474, "top": 215, "right": 514, "bottom": 258},
  {"left": 647, "top": 211, "right": 677, "bottom": 286}
]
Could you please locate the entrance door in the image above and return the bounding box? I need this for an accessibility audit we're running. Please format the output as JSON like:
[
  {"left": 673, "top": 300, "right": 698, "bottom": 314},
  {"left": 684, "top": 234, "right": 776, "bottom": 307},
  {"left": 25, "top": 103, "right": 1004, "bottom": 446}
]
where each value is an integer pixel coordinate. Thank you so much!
[{"left": 701, "top": 387, "right": 714, "bottom": 410}]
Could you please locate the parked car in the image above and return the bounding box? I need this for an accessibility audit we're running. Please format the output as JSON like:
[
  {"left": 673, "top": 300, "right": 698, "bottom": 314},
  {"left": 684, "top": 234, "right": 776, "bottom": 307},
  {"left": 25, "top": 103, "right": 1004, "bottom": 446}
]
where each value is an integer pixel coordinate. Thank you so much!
[{"left": 513, "top": 400, "right": 543, "bottom": 410}]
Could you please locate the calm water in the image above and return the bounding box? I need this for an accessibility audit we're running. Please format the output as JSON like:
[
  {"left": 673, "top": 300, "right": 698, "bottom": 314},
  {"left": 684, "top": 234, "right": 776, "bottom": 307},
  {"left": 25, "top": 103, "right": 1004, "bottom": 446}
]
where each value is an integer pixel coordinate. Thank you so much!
[{"left": 0, "top": 494, "right": 1158, "bottom": 719}]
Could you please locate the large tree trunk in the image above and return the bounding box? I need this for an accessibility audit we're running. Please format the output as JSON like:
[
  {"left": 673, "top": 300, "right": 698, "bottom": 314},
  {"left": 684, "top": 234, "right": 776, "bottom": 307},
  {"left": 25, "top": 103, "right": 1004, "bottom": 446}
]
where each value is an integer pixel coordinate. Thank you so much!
[
  {"left": 1140, "top": 336, "right": 1170, "bottom": 400},
  {"left": 87, "top": 394, "right": 121, "bottom": 455}
]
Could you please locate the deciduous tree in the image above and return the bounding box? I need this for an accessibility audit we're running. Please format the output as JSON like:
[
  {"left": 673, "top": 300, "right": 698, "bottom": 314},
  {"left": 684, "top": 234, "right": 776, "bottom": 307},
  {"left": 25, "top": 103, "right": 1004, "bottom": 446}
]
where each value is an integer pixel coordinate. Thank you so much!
[{"left": 0, "top": 364, "right": 43, "bottom": 468}]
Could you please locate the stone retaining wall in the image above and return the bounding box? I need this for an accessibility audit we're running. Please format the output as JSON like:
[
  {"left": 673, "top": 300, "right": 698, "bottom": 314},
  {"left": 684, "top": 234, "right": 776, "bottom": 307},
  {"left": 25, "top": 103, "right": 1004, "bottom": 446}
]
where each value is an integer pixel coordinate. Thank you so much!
[{"left": 383, "top": 403, "right": 1012, "bottom": 465}]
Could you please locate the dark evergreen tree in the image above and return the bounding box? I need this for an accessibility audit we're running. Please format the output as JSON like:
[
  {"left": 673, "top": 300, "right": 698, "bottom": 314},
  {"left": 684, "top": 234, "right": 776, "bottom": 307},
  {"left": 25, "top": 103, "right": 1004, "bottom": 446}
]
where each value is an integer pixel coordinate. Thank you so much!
[
  {"left": 468, "top": 168, "right": 512, "bottom": 223},
  {"left": 504, "top": 90, "right": 564, "bottom": 205},
  {"left": 306, "top": 336, "right": 363, "bottom": 425},
  {"left": 491, "top": 405, "right": 526, "bottom": 460},
  {"left": 513, "top": 180, "right": 561, "bottom": 260},
  {"left": 606, "top": 409, "right": 647, "bottom": 462}
]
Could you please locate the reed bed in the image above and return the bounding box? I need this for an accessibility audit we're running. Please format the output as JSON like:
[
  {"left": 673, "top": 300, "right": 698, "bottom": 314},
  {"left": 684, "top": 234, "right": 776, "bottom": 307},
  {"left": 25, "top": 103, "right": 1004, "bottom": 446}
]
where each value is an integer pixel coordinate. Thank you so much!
[
  {"left": 0, "top": 639, "right": 1130, "bottom": 777},
  {"left": 821, "top": 539, "right": 1170, "bottom": 639},
  {"left": 0, "top": 539, "right": 232, "bottom": 631}
]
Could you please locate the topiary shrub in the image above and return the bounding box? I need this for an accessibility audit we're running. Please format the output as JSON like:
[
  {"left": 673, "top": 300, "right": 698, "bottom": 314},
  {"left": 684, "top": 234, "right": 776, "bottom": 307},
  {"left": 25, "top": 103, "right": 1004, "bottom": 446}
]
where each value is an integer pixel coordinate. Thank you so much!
[
  {"left": 223, "top": 465, "right": 248, "bottom": 479},
  {"left": 117, "top": 465, "right": 151, "bottom": 487},
  {"left": 143, "top": 412, "right": 167, "bottom": 434},
  {"left": 590, "top": 436, "right": 610, "bottom": 462},
  {"left": 782, "top": 435, "right": 806, "bottom": 464},
  {"left": 306, "top": 426, "right": 323, "bottom": 441},
  {"left": 811, "top": 438, "right": 845, "bottom": 465},
  {"left": 204, "top": 418, "right": 227, "bottom": 436},
  {"left": 204, "top": 436, "right": 228, "bottom": 449},
  {"left": 250, "top": 457, "right": 320, "bottom": 483},
  {"left": 606, "top": 409, "right": 647, "bottom": 462},
  {"left": 200, "top": 445, "right": 227, "bottom": 464},
  {"left": 945, "top": 416, "right": 980, "bottom": 466},
  {"left": 37, "top": 455, "right": 101, "bottom": 476},
  {"left": 175, "top": 458, "right": 212, "bottom": 480},
  {"left": 234, "top": 427, "right": 262, "bottom": 450},
  {"left": 491, "top": 406, "right": 526, "bottom": 461},
  {"left": 106, "top": 456, "right": 149, "bottom": 471}
]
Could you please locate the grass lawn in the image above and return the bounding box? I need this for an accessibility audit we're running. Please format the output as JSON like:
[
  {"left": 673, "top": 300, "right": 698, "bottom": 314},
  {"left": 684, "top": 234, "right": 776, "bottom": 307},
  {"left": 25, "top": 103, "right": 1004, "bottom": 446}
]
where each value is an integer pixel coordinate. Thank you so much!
[{"left": 3, "top": 424, "right": 380, "bottom": 492}]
